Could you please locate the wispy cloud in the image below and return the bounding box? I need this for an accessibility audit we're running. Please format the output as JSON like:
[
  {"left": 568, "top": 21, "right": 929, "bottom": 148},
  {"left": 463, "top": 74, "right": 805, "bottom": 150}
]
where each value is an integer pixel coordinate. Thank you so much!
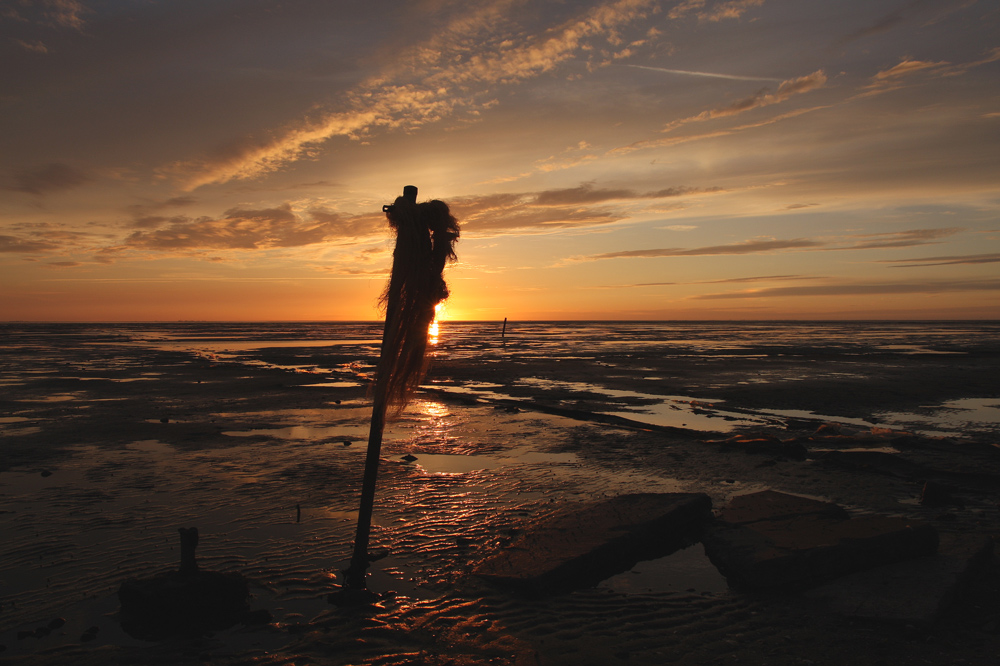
[
  {"left": 580, "top": 228, "right": 962, "bottom": 261},
  {"left": 2, "top": 0, "right": 89, "bottom": 31},
  {"left": 8, "top": 163, "right": 91, "bottom": 195},
  {"left": 669, "top": 0, "right": 765, "bottom": 22},
  {"left": 660, "top": 70, "right": 828, "bottom": 132},
  {"left": 166, "top": 0, "right": 664, "bottom": 190},
  {"left": 837, "top": 0, "right": 980, "bottom": 45},
  {"left": 612, "top": 70, "right": 829, "bottom": 154},
  {"left": 624, "top": 64, "right": 782, "bottom": 82},
  {"left": 881, "top": 253, "right": 1000, "bottom": 268},
  {"left": 0, "top": 234, "right": 63, "bottom": 253},
  {"left": 864, "top": 48, "right": 1000, "bottom": 94},
  {"left": 452, "top": 182, "right": 724, "bottom": 235},
  {"left": 595, "top": 274, "right": 816, "bottom": 289},
  {"left": 695, "top": 278, "right": 1000, "bottom": 299},
  {"left": 589, "top": 238, "right": 823, "bottom": 259},
  {"left": 121, "top": 205, "right": 385, "bottom": 252}
]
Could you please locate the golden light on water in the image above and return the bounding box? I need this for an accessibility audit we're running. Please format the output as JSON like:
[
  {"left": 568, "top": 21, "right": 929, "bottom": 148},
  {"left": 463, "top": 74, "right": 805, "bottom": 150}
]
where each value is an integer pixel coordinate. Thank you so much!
[{"left": 429, "top": 303, "right": 444, "bottom": 345}]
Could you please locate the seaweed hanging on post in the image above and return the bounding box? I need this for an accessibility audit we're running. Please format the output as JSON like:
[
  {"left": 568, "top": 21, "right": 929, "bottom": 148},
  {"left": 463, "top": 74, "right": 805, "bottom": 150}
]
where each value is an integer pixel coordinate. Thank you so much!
[{"left": 340, "top": 185, "right": 459, "bottom": 594}]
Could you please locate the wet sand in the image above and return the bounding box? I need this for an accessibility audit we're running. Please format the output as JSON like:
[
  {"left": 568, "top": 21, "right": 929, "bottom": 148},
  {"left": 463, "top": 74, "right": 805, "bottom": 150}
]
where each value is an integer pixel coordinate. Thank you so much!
[{"left": 1, "top": 324, "right": 999, "bottom": 664}]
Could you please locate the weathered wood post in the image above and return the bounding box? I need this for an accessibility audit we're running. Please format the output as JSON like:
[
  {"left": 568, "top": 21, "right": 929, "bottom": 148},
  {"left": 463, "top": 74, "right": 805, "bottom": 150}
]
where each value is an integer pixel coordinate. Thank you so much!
[
  {"left": 340, "top": 185, "right": 459, "bottom": 594},
  {"left": 343, "top": 185, "right": 418, "bottom": 591}
]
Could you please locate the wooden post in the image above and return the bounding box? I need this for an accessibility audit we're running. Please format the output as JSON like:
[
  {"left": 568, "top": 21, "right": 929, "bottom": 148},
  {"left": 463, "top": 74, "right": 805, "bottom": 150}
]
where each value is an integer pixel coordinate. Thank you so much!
[{"left": 343, "top": 185, "right": 418, "bottom": 591}]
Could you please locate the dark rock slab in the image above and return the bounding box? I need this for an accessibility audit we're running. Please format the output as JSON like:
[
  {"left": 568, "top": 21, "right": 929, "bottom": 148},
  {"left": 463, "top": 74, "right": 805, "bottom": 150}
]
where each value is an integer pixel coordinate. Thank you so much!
[
  {"left": 118, "top": 527, "right": 254, "bottom": 640},
  {"left": 472, "top": 492, "right": 712, "bottom": 595},
  {"left": 718, "top": 489, "right": 849, "bottom": 525},
  {"left": 703, "top": 490, "right": 938, "bottom": 590},
  {"left": 119, "top": 568, "right": 250, "bottom": 640},
  {"left": 804, "top": 532, "right": 994, "bottom": 624}
]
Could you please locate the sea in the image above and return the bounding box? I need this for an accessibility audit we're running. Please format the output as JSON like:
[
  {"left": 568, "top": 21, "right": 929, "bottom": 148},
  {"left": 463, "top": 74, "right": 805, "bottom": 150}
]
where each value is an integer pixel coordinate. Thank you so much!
[{"left": 4, "top": 319, "right": 1000, "bottom": 439}]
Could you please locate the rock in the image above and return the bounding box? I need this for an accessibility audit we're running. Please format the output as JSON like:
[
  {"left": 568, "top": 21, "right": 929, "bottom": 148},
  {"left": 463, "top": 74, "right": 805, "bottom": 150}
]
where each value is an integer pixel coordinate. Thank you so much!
[
  {"left": 804, "top": 532, "right": 994, "bottom": 625},
  {"left": 240, "top": 608, "right": 273, "bottom": 625},
  {"left": 47, "top": 617, "right": 65, "bottom": 630},
  {"left": 118, "top": 527, "right": 253, "bottom": 640},
  {"left": 702, "top": 490, "right": 938, "bottom": 591},
  {"left": 119, "top": 569, "right": 250, "bottom": 640},
  {"left": 717, "top": 489, "right": 849, "bottom": 525},
  {"left": 401, "top": 454, "right": 418, "bottom": 462},
  {"left": 472, "top": 493, "right": 712, "bottom": 595},
  {"left": 920, "top": 480, "right": 963, "bottom": 508}
]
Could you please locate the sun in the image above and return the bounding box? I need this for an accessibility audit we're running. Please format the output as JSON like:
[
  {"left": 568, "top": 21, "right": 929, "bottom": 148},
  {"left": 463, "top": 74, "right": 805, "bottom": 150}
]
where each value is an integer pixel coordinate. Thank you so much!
[{"left": 429, "top": 303, "right": 445, "bottom": 344}]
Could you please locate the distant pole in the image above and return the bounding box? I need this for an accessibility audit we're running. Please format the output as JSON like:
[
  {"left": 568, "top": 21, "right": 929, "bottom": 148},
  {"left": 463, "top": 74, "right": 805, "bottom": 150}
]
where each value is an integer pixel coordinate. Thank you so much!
[
  {"left": 343, "top": 185, "right": 418, "bottom": 591},
  {"left": 501, "top": 317, "right": 507, "bottom": 339}
]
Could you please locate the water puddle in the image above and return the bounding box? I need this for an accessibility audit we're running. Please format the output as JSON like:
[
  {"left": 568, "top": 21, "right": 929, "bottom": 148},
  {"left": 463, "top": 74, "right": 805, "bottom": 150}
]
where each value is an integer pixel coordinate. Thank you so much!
[
  {"left": 877, "top": 398, "right": 1000, "bottom": 438},
  {"left": 761, "top": 398, "right": 1000, "bottom": 439},
  {"left": 409, "top": 448, "right": 579, "bottom": 474},
  {"left": 16, "top": 393, "right": 81, "bottom": 403},
  {"left": 223, "top": 424, "right": 370, "bottom": 440},
  {"left": 432, "top": 378, "right": 768, "bottom": 433},
  {"left": 139, "top": 339, "right": 382, "bottom": 352},
  {"left": 598, "top": 543, "right": 729, "bottom": 595}
]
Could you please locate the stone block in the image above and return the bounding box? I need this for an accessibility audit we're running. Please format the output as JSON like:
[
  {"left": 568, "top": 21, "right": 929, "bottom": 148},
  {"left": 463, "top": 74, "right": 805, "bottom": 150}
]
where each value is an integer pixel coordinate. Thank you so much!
[
  {"left": 702, "top": 490, "right": 938, "bottom": 590},
  {"left": 804, "top": 532, "right": 994, "bottom": 624},
  {"left": 472, "top": 493, "right": 712, "bottom": 595}
]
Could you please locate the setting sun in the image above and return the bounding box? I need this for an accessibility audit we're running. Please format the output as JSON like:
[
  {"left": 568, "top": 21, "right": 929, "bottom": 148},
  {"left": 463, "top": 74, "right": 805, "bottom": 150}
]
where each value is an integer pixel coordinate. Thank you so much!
[{"left": 429, "top": 303, "right": 444, "bottom": 344}]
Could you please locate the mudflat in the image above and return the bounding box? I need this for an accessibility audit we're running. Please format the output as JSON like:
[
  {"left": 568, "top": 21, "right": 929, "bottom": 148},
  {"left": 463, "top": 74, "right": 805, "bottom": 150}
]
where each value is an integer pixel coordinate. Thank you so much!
[{"left": 1, "top": 321, "right": 999, "bottom": 664}]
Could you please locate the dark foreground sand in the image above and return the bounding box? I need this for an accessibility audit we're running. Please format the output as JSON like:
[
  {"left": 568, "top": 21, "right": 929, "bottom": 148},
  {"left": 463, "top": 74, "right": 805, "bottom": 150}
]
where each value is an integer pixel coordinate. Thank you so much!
[{"left": 1, "top": 332, "right": 999, "bottom": 665}]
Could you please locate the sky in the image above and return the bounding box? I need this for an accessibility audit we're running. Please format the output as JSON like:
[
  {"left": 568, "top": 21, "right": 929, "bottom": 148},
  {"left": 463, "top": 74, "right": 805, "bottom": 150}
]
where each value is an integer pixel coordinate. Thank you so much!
[{"left": 2, "top": 0, "right": 999, "bottom": 322}]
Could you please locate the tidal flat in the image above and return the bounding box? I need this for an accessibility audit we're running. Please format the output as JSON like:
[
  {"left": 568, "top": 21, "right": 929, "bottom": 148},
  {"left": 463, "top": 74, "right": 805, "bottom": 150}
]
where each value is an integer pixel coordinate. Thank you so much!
[{"left": 1, "top": 321, "right": 999, "bottom": 664}]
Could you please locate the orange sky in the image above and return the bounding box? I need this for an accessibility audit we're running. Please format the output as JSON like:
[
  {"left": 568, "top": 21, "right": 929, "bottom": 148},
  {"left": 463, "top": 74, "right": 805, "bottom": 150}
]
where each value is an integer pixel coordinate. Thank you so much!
[{"left": 2, "top": 0, "right": 999, "bottom": 321}]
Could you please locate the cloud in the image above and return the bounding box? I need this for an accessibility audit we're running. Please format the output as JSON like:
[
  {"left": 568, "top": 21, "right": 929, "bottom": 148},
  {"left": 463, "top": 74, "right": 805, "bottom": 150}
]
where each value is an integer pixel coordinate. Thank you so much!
[
  {"left": 589, "top": 238, "right": 824, "bottom": 260},
  {"left": 15, "top": 39, "right": 49, "bottom": 53},
  {"left": 881, "top": 253, "right": 1000, "bottom": 268},
  {"left": 125, "top": 196, "right": 197, "bottom": 216},
  {"left": 451, "top": 182, "right": 724, "bottom": 235},
  {"left": 612, "top": 72, "right": 830, "bottom": 155},
  {"left": 624, "top": 64, "right": 781, "bottom": 82},
  {"left": 864, "top": 48, "right": 1000, "bottom": 94},
  {"left": 695, "top": 278, "right": 1000, "bottom": 299},
  {"left": 872, "top": 59, "right": 950, "bottom": 81},
  {"left": 3, "top": 0, "right": 89, "bottom": 30},
  {"left": 661, "top": 70, "right": 828, "bottom": 132},
  {"left": 166, "top": 0, "right": 664, "bottom": 189},
  {"left": 596, "top": 274, "right": 816, "bottom": 289},
  {"left": 9, "top": 163, "right": 91, "bottom": 195},
  {"left": 669, "top": 0, "right": 765, "bottom": 22},
  {"left": 581, "top": 228, "right": 962, "bottom": 261},
  {"left": 532, "top": 182, "right": 719, "bottom": 206},
  {"left": 0, "top": 234, "right": 63, "bottom": 253},
  {"left": 837, "top": 0, "right": 980, "bottom": 44},
  {"left": 122, "top": 204, "right": 385, "bottom": 252}
]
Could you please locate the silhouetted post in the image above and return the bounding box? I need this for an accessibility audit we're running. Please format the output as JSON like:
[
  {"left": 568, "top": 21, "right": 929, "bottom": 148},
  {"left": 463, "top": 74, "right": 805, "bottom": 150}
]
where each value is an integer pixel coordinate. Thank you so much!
[
  {"left": 502, "top": 317, "right": 507, "bottom": 339},
  {"left": 343, "top": 186, "right": 416, "bottom": 590},
  {"left": 341, "top": 185, "right": 459, "bottom": 593}
]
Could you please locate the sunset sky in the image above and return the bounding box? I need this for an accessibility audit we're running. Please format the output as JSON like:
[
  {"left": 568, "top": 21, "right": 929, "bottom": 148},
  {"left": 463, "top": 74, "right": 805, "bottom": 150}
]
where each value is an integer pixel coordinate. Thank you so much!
[{"left": 2, "top": 0, "right": 998, "bottom": 321}]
